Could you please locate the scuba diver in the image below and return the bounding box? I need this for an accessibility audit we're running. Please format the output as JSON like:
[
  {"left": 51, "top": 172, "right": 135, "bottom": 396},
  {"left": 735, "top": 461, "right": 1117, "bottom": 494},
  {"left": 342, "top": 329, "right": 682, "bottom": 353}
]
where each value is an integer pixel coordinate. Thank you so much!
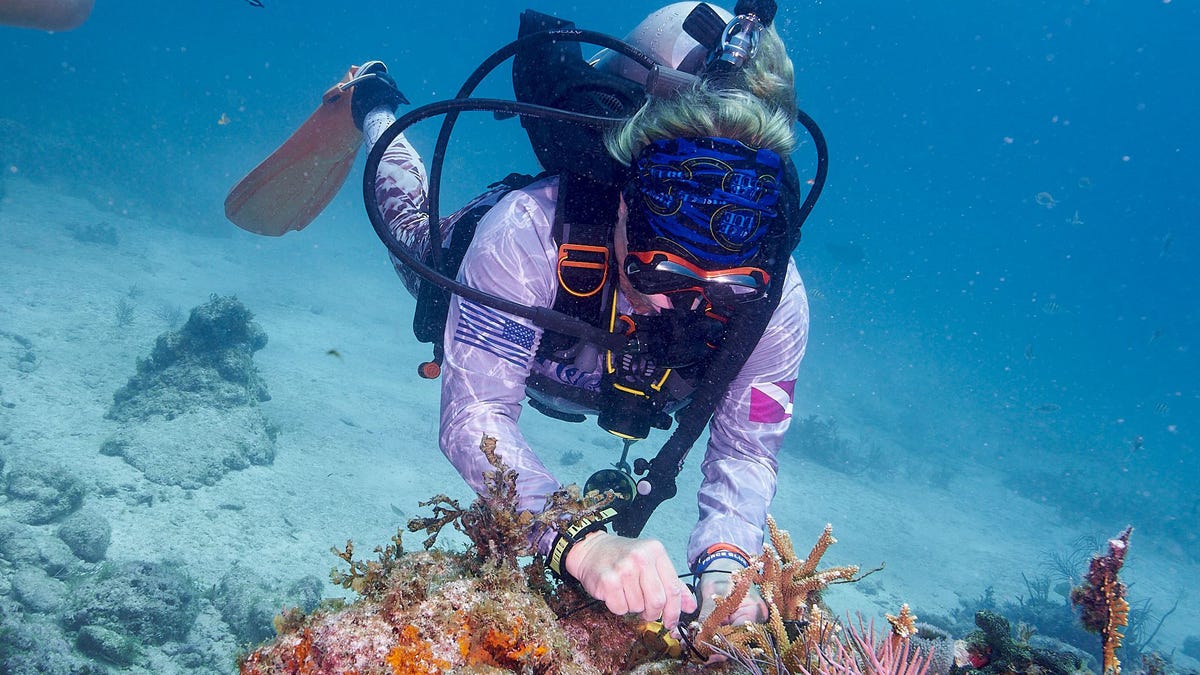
[
  {"left": 353, "top": 1, "right": 817, "bottom": 633},
  {"left": 227, "top": 0, "right": 826, "bottom": 641}
]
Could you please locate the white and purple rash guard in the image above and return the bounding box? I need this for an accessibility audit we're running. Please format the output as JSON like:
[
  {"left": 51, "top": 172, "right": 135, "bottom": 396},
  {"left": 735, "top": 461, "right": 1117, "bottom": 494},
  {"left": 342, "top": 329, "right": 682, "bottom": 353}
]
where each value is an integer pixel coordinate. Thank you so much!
[{"left": 368, "top": 121, "right": 810, "bottom": 567}]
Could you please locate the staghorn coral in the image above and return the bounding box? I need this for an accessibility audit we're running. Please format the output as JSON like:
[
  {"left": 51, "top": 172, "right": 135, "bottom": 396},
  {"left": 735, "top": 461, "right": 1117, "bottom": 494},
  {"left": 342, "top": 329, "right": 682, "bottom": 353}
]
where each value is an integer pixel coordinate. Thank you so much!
[
  {"left": 1070, "top": 526, "right": 1133, "bottom": 675},
  {"left": 885, "top": 606, "right": 918, "bottom": 640},
  {"left": 687, "top": 517, "right": 861, "bottom": 671}
]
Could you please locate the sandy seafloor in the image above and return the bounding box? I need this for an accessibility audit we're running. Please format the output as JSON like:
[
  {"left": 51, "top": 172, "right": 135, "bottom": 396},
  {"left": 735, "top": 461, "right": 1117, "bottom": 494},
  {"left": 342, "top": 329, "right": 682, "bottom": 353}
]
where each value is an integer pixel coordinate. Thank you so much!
[{"left": 1, "top": 173, "right": 1197, "bottom": 672}]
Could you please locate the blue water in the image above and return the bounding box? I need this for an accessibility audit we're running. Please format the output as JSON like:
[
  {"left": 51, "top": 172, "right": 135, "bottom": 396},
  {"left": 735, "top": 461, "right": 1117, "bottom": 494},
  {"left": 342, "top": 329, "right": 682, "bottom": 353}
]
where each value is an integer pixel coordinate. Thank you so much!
[{"left": 2, "top": 0, "right": 1197, "bottom": 672}]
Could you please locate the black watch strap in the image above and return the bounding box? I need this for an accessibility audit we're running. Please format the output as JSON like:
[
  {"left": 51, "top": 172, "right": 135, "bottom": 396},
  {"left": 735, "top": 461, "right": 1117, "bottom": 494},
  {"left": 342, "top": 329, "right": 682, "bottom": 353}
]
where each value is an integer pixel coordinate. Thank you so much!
[{"left": 546, "top": 506, "right": 620, "bottom": 579}]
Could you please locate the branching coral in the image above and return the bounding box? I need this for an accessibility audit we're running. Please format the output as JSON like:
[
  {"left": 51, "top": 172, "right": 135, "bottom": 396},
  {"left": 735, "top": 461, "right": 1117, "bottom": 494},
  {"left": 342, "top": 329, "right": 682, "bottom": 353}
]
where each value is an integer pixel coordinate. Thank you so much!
[
  {"left": 885, "top": 606, "right": 918, "bottom": 640},
  {"left": 688, "top": 518, "right": 861, "bottom": 671},
  {"left": 1070, "top": 526, "right": 1133, "bottom": 675}
]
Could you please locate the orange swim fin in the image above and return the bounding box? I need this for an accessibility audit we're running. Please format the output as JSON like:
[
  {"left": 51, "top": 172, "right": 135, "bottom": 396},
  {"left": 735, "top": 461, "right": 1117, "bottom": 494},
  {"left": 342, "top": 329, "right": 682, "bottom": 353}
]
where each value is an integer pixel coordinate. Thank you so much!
[
  {"left": 0, "top": 0, "right": 94, "bottom": 31},
  {"left": 225, "top": 67, "right": 363, "bottom": 236}
]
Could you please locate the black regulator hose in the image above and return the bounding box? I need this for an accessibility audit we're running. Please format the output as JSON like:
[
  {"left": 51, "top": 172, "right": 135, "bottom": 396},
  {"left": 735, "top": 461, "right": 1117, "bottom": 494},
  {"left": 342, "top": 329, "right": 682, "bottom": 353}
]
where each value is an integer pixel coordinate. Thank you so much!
[
  {"left": 793, "top": 107, "right": 828, "bottom": 249},
  {"left": 425, "top": 28, "right": 659, "bottom": 271},
  {"left": 362, "top": 28, "right": 658, "bottom": 351},
  {"left": 361, "top": 97, "right": 631, "bottom": 351}
]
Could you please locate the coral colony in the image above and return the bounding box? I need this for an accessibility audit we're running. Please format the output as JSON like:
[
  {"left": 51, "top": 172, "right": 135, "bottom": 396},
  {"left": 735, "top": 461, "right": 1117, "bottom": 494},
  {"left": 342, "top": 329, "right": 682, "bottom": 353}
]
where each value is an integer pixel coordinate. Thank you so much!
[
  {"left": 1071, "top": 527, "right": 1134, "bottom": 675},
  {"left": 239, "top": 435, "right": 1138, "bottom": 674},
  {"left": 689, "top": 518, "right": 864, "bottom": 669}
]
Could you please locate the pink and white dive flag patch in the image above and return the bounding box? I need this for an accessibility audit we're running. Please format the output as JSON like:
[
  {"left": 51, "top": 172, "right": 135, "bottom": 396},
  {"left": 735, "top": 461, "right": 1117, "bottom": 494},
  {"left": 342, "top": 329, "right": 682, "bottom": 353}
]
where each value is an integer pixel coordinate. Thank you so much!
[{"left": 749, "top": 380, "right": 795, "bottom": 423}]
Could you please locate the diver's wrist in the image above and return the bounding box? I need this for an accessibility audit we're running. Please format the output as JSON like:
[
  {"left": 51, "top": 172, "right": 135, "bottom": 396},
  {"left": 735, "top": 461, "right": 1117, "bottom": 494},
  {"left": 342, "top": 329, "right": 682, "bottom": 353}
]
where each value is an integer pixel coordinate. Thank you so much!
[
  {"left": 691, "top": 543, "right": 752, "bottom": 577},
  {"left": 563, "top": 529, "right": 610, "bottom": 579},
  {"left": 545, "top": 507, "right": 618, "bottom": 580}
]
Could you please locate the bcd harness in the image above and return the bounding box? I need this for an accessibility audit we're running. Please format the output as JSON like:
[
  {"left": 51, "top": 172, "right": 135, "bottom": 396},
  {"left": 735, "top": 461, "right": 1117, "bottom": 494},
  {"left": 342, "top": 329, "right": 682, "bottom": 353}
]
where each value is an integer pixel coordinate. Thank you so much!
[{"left": 361, "top": 0, "right": 829, "bottom": 538}]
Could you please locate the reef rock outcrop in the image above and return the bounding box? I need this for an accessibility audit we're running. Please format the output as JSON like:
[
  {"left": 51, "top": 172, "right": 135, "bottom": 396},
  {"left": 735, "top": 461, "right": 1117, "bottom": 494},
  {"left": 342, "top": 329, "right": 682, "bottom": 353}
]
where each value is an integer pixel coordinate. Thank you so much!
[{"left": 102, "top": 295, "right": 277, "bottom": 488}]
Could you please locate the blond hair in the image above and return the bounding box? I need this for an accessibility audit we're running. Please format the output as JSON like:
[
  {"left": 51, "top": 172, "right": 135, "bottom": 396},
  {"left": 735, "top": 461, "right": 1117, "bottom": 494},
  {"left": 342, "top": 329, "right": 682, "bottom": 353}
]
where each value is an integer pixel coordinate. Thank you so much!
[{"left": 606, "top": 24, "right": 797, "bottom": 164}]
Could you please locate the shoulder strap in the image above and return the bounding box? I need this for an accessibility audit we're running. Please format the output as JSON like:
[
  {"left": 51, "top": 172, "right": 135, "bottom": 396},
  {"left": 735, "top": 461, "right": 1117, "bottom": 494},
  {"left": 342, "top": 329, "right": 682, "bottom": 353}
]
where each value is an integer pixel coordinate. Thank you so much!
[
  {"left": 536, "top": 173, "right": 620, "bottom": 358},
  {"left": 413, "top": 173, "right": 539, "bottom": 348}
]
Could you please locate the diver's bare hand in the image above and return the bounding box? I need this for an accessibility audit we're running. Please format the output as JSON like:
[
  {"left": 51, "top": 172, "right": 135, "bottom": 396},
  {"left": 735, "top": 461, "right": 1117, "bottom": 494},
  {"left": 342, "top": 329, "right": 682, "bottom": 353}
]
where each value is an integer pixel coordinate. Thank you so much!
[{"left": 564, "top": 531, "right": 697, "bottom": 629}]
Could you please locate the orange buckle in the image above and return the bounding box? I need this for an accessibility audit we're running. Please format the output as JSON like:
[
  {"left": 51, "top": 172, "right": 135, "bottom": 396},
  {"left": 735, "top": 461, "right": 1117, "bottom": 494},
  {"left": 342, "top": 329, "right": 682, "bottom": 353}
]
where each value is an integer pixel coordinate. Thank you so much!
[{"left": 557, "top": 244, "right": 609, "bottom": 298}]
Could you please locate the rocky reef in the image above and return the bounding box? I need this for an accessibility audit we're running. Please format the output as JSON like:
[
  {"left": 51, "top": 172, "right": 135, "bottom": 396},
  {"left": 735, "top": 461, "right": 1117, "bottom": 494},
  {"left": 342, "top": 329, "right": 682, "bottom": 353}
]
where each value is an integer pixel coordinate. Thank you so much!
[
  {"left": 239, "top": 435, "right": 659, "bottom": 674},
  {"left": 238, "top": 436, "right": 940, "bottom": 675},
  {"left": 236, "top": 440, "right": 1162, "bottom": 675},
  {"left": 101, "top": 295, "right": 277, "bottom": 488}
]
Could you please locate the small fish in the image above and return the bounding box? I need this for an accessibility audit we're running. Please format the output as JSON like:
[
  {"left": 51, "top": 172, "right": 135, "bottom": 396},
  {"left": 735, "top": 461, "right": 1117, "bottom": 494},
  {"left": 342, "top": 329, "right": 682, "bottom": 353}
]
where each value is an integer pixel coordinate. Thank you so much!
[
  {"left": 1065, "top": 210, "right": 1083, "bottom": 226},
  {"left": 217, "top": 112, "right": 231, "bottom": 126},
  {"left": 1035, "top": 403, "right": 1061, "bottom": 413},
  {"left": 1041, "top": 301, "right": 1062, "bottom": 316},
  {"left": 1024, "top": 344, "right": 1035, "bottom": 361},
  {"left": 1077, "top": 176, "right": 1094, "bottom": 190},
  {"left": 1147, "top": 328, "right": 1163, "bottom": 346},
  {"left": 1160, "top": 232, "right": 1174, "bottom": 258},
  {"left": 1035, "top": 191, "right": 1057, "bottom": 209},
  {"left": 1153, "top": 402, "right": 1170, "bottom": 416},
  {"left": 244, "top": 0, "right": 264, "bottom": 7},
  {"left": 326, "top": 348, "right": 343, "bottom": 360}
]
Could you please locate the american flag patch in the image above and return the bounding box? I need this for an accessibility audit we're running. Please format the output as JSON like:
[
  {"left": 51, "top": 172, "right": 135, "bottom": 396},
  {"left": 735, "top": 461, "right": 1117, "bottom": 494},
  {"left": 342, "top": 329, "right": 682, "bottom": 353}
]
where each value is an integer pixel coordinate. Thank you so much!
[{"left": 454, "top": 300, "right": 537, "bottom": 367}]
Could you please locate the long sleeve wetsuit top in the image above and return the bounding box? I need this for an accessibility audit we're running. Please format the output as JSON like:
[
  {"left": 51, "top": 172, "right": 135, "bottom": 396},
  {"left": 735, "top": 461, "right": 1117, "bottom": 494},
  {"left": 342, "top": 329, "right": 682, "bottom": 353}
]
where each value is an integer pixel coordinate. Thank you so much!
[{"left": 370, "top": 126, "right": 809, "bottom": 567}]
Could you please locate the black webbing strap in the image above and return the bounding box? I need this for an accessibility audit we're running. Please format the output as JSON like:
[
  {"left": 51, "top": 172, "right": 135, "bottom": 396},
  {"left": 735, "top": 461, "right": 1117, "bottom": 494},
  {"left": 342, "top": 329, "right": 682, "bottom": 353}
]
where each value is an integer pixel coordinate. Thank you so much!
[
  {"left": 538, "top": 173, "right": 619, "bottom": 357},
  {"left": 608, "top": 294, "right": 780, "bottom": 537}
]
